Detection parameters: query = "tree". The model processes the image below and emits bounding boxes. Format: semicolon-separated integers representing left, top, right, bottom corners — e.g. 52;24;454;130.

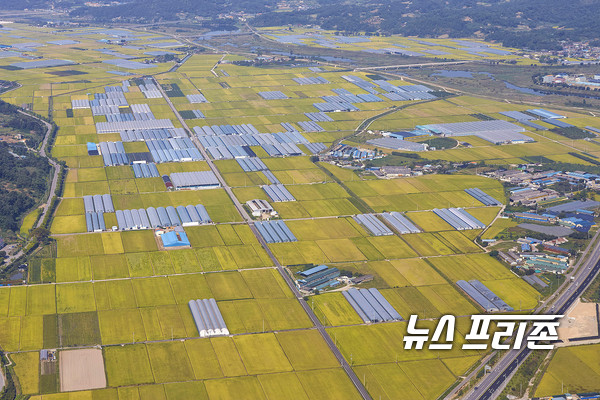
31;227;50;243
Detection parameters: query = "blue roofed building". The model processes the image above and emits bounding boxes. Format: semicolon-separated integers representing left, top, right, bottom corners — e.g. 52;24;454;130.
559;216;596;233
299;264;328;277
87;142;99;156
161;230;190;248
296;265;340;292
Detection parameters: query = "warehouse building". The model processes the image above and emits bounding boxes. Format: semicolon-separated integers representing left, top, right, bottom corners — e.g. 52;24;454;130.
161;229;190;248
246;199;277;218
510;188;559;206
512;212;556;223
169;171;220;190
542;244;570;256
417;120;533;144
188;298;229;337
522;254;569;272
296;265;340;292
87;143;99;156
343;288;403;323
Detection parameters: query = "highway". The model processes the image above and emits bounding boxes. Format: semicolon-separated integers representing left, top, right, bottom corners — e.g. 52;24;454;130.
154;79;373;400
463;229;600;400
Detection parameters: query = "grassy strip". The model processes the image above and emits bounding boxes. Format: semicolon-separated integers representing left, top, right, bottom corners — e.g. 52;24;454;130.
499;349;550;399
568;152;600;166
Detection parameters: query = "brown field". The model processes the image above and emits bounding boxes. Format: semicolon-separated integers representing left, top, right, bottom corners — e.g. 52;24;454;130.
59;348;107;392
558;299;599;341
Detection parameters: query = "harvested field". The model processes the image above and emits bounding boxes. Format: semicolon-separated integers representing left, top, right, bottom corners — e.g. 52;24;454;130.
558;299;599;341
59;348;107;392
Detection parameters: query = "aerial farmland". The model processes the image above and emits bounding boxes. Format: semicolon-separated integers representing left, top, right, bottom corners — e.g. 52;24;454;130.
0;20;599;400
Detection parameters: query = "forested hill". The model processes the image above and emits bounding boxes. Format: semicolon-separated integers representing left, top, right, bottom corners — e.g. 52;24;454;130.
0;101;51;233
0;0;278;22
1;0;599;51
252;0;600;51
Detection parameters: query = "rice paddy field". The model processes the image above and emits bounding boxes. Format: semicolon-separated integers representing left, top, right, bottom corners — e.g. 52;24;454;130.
535;344;600;397
365;96;600;164
258;27;534;65
0;21;597;400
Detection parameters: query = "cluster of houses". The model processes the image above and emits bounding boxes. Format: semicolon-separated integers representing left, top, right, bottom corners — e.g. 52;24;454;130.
499;237;571;273
542;73;600;88
512;210;597;233
486;168;600;206
325;144;382;162
490;169;600;188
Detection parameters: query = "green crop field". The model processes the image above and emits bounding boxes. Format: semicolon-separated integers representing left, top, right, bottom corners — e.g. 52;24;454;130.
536;344;600;396
312;292;363;326
104;344;155;386
4;20;600;400
233;333;293;374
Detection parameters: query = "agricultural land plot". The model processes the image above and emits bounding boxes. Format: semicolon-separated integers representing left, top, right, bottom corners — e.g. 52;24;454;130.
535;344;600;397
59;348;107;392
7;21;600;400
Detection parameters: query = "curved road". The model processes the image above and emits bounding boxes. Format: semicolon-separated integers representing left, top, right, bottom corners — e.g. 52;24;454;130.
461;229;600;400
26;113;61;229
3;112;59;265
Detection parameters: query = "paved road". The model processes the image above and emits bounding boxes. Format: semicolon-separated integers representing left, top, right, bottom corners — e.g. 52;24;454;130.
2;112;59;266
154;78;372;400
461;229;600;400
29;114;61;229
0;366;4;393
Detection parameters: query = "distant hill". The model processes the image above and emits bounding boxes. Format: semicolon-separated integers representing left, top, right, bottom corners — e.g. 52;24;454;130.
1;0;599;51
252;0;600;51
